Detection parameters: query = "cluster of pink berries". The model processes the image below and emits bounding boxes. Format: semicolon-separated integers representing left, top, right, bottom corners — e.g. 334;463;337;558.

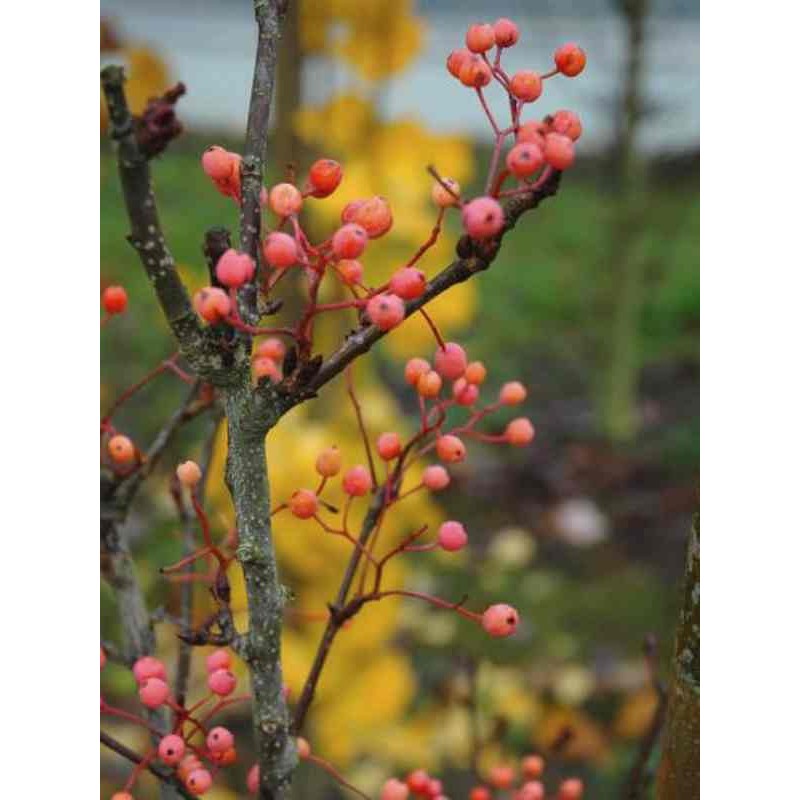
102;649;244;797
380;754;584;800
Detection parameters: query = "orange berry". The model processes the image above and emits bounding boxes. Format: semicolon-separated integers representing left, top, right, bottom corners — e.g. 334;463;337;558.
343;466;372;497
436;434;466;463
459;54;492;88
103;285;128;314
505;417;535;446
376;432;402;461
558;779;584;800
336;259;364;286
499;381;527;405
506;142;545;178
252;356;281;382
296;737;311;759
509;70;543;102
521;755;545;780
268;183;303;216
544;133;576;170
469;788;491;800
201;146;235;181
289;489;318;519
466;23;496;53
176;460;202;487
308;158;343;198
464;361;487;384
417;370;443;398
517;120;548;148
108;434;135;465
254;337;286;362
493;18;519;48
550;110;583;141
342;196;393;238
315;446;342;478
446;48;472;79
431;177;461;208
489;764;515;790
405;357;431;386
554;43;587;77
193;287;231;324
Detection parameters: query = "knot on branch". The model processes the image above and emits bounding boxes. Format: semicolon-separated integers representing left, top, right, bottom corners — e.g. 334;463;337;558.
134;82;187;158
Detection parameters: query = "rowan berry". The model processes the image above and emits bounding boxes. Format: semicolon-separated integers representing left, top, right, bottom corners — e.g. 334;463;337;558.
216;249;255;289
422;465;450;491
158;734;186;766
201;146;235;181
469;788;491;800
499;381;527;405
206;649;231;673
269;182;303;217
406;770;431;794
132;655;167;683
517;120;548;148
544;133;575;170
332;223;368;259
336;259;364;285
506;142;545;178
550;110;582;141
206;726;234;754
252;356;281;383
111;794;134;800
100;646;107;670
208;668;237;696
434;342;468;380
481;603;519;637
453;378;479;406
178;755;204;782
309;158;343;198
389;267;427;300
438;521;468;551
521;755;545;780
554;43;587;77
103;285;128;314
518;782;545;800
247;765;260;794
446;48;471;79
343;196;393;238
316;446;342;478
211;747;237;766
139;677;170;708
493;18;519;48
108;434;135;465
510;70;543;103
459;56;493;88
462;197;504;239
558;779;584;799
416;370;443;398
381;778;410;800
489;765;515;790
289;489;319;519
427;779;444;797
405;357;431;386
366;293;406;331
176;460;202;488
431;177;461;208
466;23;495;53
436;434;466;463
193;287;231;324
186;769;213;795
254;337;286;361
262;232;299;268
505;417;535;445
377;432;403;460
343;466;372;497
296;737;311;758
465;361;487;384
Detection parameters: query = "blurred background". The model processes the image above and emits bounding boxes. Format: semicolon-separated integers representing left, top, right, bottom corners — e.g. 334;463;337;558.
100;0;699;797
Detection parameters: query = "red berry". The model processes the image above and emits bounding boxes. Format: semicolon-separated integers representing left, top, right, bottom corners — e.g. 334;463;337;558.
436;434;466;463
489;765;515;790
558;779;584;800
466;23;495;53
158;734;186;766
462;197;504;239
216;249;255;288
438;521;468;551
521;755;545;780
544;133;576;170
206;649;232;673
459;55;493;88
186;769;213;795
201;146;235;181
499;381;527;405
382;778;411;800
422;465;450;491
453;378;479;406
446;48;471;79
269;183;303;217
193;287;231;324
336;259;364;285
247;765;260;794
342;196;393;238
103;285;128;314
518;782;545;800
100;647;107;670
366;293;406;331
506;142;545;178
343;466;372;497
505;417;535;446
405;357;431;386
389;267;427;300
377;432;402;461
262;232;298;268
108;434;136;465
434;342;468;380
493;18;519;48
253;356;281;383
139;677;170;708
509;70;543;102
315;446;342;478
406;770;431;795
481;603;519;637
550;110;582;141
426;779;443;798
469;788;491;800
206;726;234;754
416;370;443;398
309;158;343;198
332;223;368;259
211;747;237;766
554;43;587;77
289;489;319;519
254;337;286;362
208;668;237;696
517;120;548;148
176;460;202;488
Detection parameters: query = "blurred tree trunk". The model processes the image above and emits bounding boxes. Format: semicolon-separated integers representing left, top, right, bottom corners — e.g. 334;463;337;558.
657;514;700;800
598;0;649;442
274;0;302;175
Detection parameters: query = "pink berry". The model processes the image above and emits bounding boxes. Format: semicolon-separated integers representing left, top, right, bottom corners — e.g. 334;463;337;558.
558;779;584;800
428;779;444;797
289;489;319;520
506;142;545;178
201;146;235;181
343;466;372;497
139;677;170;708
377;432;402;461
499;381;527;405
519;781;546;800
462;197;504;239
550;110;583;141
481;603;519;637
422;465;450;491
336;259;364;285
453;378;479;406
253;356;281;383
208;668;237;696
366;293;406;331
466;23;495;53
381;778;410;800
554;43;587;77
247;764;260;794
193;287;231;324
176;460;202;488
111;794;134;800
505;417;535;446
459;55;492;88
522;755;545;779
342;196;393;238
434;342;468;380
493;18;519;48
262;232;298;268
404;357;431;386
268;182;303;216
446;48;471;79
544;133;576;171
389;267;427;300
438;521;468;551
510;70;543;103
132;656;167;684
309;158;343;198
332;223;368;259
436;434;466;463
158;734;186;766
216;249;255;289
186;768;213;795
296;736;311;758
206;726;235;754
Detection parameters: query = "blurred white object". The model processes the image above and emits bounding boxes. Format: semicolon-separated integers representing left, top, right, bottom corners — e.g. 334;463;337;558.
552;497;609;547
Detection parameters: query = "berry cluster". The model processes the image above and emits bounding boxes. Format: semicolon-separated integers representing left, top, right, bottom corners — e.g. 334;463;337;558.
380;753;584;799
